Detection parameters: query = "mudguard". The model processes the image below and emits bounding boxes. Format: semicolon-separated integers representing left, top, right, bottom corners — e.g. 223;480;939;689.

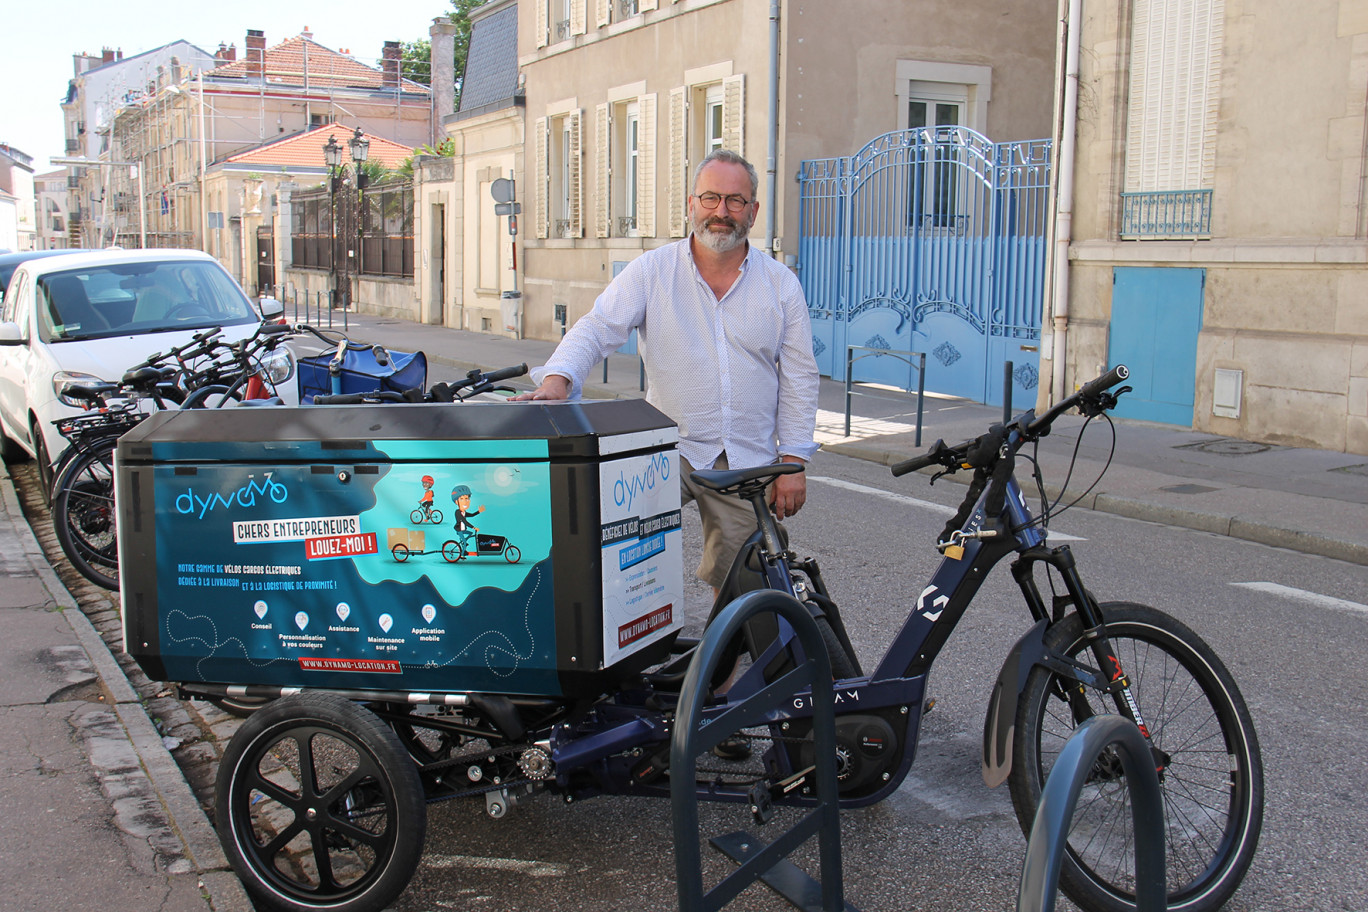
982;619;1050;788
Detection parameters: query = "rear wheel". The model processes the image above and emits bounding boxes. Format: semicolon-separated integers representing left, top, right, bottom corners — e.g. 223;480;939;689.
31;420;54;506
215;694;426;912
51;440;120;590
1008;602;1263;912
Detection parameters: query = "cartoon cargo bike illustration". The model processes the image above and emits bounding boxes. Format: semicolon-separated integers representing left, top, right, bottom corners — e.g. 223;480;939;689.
444;484;520;563
410;475;443;524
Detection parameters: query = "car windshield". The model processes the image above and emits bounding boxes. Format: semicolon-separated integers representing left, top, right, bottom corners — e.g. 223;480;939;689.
36;260;258;343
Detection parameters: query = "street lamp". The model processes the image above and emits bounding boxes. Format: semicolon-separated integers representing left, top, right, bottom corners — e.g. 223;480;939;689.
347;128;370;311
322;134;343;309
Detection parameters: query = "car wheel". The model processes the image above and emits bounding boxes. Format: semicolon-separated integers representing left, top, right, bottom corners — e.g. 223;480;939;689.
0;424;27;463
31;420;54;505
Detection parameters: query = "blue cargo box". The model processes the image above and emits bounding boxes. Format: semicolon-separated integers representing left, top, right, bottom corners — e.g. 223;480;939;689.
115;400;683;698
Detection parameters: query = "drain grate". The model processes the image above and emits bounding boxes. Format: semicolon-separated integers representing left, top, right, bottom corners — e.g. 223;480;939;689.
1176;438;1275;456
1161;483;1222;495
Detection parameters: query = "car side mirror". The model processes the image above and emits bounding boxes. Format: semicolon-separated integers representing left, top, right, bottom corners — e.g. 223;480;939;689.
258;297;285;321
0;322;22;345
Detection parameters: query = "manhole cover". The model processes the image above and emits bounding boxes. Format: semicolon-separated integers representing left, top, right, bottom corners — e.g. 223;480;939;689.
1331;463;1368;477
1161;484;1221;495
1177;439;1274;456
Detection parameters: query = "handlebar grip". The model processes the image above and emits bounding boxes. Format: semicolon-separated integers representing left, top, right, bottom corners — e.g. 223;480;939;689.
311;393;369;405
258;322;293;336
891;453;939;477
1078;364;1129;399
483;363;529;383
371;345;390;367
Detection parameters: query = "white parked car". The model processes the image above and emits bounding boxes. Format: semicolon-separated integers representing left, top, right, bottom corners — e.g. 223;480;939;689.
0;248;297;490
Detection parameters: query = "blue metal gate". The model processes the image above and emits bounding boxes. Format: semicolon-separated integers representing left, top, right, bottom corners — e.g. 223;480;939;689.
798;127;1052;405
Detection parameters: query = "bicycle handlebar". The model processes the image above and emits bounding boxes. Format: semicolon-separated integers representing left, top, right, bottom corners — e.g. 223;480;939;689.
889;364;1131;478
312;390;410;406
480;363;529;384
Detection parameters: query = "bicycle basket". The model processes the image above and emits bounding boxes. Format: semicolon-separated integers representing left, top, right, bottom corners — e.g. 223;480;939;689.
54;408;147;443
297;348;427;404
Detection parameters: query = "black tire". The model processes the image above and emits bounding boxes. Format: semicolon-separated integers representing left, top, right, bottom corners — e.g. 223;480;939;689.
51;441;120;590
215;694;426;912
182;383;243;409
441;540;464;562
32;420;54;506
1008;602;1263;912
0;424;26;463
813;614;858;680
205;694;273;718
428;509;442;524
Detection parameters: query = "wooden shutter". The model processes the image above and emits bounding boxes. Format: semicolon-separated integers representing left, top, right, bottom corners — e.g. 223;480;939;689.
568;109;584;237
637;93;657;237
571;0;587;36
640;0;659;10
536;0;548;48
1125;0;1223;191
534;116;549;238
596;0;611;28
595;103;611;238
668;85;688;237
722;74;745;156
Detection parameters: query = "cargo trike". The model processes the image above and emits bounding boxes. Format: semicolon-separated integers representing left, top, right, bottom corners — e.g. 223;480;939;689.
114;366;1262;912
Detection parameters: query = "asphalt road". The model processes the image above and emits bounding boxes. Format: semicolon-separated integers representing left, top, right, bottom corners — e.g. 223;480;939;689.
389;447;1368;912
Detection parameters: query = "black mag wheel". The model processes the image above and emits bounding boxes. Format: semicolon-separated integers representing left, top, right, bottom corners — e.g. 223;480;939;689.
1008;602;1264;912
51;441;120;590
215;694;426;912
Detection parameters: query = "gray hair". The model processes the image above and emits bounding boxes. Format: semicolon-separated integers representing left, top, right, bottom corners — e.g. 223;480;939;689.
691;149;759;199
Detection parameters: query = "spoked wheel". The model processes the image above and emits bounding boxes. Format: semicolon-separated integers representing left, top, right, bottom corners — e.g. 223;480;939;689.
51;441;120;590
392;544;411;563
1008;602;1264;912
504;544;521;563
215;694;426;912
441;540;465;562
409;509;425;525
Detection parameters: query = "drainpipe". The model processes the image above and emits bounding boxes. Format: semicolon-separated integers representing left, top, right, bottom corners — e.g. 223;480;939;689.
1050;0;1082;402
764;0;780;257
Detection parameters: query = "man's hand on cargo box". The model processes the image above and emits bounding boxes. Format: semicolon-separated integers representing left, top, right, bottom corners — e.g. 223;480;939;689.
510;374;571;401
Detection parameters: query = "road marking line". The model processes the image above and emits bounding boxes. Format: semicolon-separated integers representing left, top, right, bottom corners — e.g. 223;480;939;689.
424;854;568;877
1232;582;1368;617
807;476;1084;542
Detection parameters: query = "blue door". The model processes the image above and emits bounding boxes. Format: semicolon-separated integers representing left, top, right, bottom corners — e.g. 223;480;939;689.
1108;267;1204;426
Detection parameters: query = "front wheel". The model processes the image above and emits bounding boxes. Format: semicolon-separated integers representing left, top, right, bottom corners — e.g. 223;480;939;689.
504;544;521;563
52;441;120;590
441;540;464;562
215;694;426;912
1008;602;1263;912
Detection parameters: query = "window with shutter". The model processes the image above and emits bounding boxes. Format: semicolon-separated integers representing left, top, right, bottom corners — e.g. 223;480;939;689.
568;110;584;237
668;86;688;237
595;103;611;238
536;0;548;48
534;116;549;238
596;0;611;28
571;0;588;36
1122;0;1222;236
638;93;657;237
722;74;745;156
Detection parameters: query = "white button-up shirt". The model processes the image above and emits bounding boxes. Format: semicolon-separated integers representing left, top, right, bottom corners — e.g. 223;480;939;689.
532;238;820;471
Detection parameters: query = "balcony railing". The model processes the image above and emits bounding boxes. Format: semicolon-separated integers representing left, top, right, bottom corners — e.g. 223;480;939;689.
1120;189;1213;239
554;18;571;41
617;215;636;235
619;0;639;17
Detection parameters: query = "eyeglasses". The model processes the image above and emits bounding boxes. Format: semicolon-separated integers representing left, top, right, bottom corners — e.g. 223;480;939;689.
693;191;753;213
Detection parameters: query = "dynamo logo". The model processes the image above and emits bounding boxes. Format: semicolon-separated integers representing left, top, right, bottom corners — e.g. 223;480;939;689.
175;474;288;519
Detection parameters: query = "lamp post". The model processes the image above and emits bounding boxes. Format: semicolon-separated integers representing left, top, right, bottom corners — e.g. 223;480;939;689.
322;134;343;309
347;128;370;311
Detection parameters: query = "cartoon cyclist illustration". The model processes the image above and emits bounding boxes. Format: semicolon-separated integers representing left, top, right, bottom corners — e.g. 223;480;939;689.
450;484;486;551
409;475;443;524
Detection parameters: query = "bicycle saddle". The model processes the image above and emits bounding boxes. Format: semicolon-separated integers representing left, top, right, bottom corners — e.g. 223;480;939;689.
690;461;803;494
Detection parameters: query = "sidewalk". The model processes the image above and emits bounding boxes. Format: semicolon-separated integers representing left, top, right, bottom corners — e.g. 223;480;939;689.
313;310;1368;566
0;467;252;912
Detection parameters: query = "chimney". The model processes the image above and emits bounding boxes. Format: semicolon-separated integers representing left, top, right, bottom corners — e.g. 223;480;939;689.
382;40;401;89
101;47;115;64
245;29;266;78
170;56;182;83
430;18;456;145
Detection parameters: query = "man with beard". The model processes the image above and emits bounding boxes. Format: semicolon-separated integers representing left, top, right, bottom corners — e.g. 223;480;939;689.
513;149;819;600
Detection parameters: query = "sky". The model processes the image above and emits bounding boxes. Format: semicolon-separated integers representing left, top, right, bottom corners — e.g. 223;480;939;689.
1;0;454;173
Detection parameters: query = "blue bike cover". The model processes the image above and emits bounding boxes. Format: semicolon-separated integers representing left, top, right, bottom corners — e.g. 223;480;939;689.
297;348;427;403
